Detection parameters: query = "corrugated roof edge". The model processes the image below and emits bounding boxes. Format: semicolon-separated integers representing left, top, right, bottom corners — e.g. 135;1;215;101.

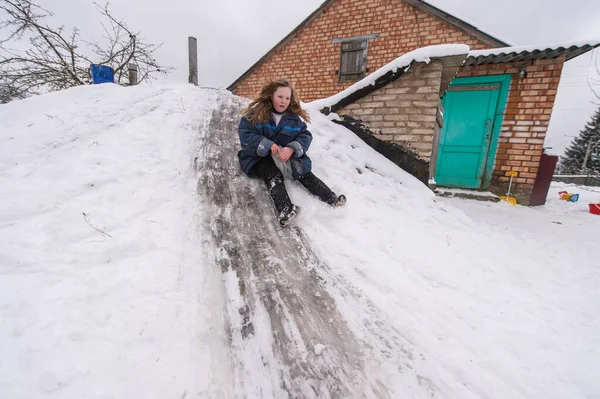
468;39;600;58
465;40;600;66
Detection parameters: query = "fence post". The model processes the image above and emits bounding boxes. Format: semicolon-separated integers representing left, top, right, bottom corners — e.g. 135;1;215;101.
188;36;198;86
128;63;138;85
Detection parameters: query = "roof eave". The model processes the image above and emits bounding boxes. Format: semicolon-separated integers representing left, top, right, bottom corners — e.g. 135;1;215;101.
402;0;510;48
464;43;600;66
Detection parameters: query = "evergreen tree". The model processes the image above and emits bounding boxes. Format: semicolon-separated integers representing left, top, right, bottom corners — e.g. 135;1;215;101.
559;106;600;175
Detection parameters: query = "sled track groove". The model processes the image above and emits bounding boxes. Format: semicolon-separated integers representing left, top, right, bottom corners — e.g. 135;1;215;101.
195;97;382;398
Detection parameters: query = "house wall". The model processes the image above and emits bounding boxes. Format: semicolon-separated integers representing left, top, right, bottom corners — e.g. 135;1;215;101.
335;60;443;160
333;57;564;205
457;58;564;203
231;0;490;101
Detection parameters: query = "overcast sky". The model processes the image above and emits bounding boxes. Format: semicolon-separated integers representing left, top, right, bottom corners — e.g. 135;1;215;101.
11;0;600;154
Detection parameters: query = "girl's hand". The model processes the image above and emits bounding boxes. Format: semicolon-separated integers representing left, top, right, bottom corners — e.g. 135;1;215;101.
270;144;280;155
278;147;294;162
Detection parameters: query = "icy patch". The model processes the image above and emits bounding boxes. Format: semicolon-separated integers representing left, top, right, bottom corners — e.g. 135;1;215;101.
436;187;499;198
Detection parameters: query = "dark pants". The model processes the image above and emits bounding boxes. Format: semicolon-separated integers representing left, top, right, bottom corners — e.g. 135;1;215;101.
252;156;337;214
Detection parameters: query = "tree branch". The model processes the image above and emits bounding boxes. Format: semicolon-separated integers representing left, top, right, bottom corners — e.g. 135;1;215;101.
0;0;173;101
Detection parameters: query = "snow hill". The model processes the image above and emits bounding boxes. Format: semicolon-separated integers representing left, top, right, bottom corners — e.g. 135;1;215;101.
0;84;598;399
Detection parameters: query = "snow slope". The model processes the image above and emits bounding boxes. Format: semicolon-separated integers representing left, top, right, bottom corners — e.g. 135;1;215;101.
293;109;600;399
0;85;232;398
1;84;599;398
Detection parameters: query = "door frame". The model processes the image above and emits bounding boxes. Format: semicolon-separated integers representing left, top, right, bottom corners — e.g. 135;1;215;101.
438;74;511;188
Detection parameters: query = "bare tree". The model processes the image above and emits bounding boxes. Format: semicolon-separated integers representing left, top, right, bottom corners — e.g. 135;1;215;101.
0;77;27;103
86;3;173;84
0;0;173;103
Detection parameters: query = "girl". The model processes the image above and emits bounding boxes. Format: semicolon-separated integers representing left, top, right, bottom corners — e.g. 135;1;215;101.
238;78;346;226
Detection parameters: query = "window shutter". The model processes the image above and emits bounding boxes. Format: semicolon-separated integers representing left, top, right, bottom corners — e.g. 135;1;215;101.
339;40;368;82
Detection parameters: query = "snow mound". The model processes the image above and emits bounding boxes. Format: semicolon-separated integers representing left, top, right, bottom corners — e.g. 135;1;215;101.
1;83;598;399
0;84;232;399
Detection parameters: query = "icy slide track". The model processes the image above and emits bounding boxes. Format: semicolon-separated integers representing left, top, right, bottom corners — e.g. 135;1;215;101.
195;96;431;398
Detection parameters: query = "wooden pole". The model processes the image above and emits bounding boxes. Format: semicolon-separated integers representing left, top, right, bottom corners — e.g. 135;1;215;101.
188;36;198;86
128;63;138;85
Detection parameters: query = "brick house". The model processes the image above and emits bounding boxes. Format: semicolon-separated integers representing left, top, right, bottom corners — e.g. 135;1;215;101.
228;0;599;204
229;0;503;100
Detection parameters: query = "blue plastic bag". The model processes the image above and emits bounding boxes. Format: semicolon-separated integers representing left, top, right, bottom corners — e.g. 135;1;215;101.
90;64;115;84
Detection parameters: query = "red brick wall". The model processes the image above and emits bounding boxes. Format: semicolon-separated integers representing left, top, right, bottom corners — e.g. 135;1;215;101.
232;0;491;101
457;58;564;203
336;61;443;160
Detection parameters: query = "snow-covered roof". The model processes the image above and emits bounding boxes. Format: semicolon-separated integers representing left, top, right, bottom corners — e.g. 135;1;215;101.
466;39;600;65
307;44;470;112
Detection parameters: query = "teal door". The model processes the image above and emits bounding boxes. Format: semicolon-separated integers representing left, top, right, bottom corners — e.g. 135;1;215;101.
435;75;511;189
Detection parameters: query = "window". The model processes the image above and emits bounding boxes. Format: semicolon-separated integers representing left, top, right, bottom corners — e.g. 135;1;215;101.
332;33;379;83
340;40;368;82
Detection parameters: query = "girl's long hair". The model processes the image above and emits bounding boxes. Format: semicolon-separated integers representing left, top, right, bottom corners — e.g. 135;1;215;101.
242;78;311;124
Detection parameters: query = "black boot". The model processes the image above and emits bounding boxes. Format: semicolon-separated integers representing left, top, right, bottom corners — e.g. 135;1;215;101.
253;157;300;225
333;194;347;207
279;204;300;226
267;176;300;226
266;174;294;216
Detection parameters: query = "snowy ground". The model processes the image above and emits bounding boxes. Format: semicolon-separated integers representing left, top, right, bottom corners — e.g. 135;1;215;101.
0;85;232;398
1;84;598;398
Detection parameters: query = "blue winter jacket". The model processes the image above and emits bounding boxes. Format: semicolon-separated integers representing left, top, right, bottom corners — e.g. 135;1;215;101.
238;112;313;180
